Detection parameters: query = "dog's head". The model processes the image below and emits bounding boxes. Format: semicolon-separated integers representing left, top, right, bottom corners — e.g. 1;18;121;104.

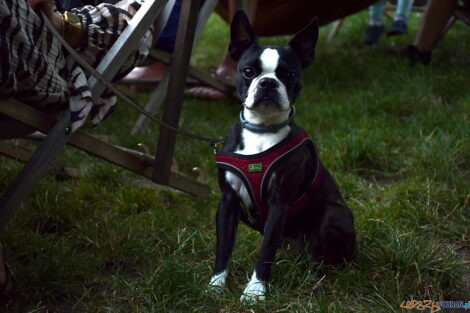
229;10;319;113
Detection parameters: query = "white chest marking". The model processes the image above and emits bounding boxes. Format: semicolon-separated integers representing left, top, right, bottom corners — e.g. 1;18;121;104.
225;126;291;209
237;127;291;155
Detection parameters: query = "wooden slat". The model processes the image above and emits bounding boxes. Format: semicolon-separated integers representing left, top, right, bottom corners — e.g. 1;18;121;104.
327;19;344;43
131;0;235;137
149;49;236;97
0;100;210;196
455;6;470;25
0;140;33;162
152;0;202;184
194;0;219;43
152;0;177;41
130;70;171;136
0;111;72;231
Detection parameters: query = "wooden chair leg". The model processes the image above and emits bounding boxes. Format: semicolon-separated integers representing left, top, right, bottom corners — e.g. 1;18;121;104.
152;0;202;185
0;112;72;231
194;0;219;43
0;140;33;162
441;15;456;38
131;70;171;136
131;0;229;137
88;0;169;97
327;19;344;43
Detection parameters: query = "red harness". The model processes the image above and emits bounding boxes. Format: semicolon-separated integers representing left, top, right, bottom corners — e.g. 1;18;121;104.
215;129;322;227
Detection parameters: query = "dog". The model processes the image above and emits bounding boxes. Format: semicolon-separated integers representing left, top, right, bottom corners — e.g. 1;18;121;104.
208;10;356;303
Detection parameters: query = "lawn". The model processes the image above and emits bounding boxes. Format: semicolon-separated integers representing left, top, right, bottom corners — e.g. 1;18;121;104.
1;11;469;313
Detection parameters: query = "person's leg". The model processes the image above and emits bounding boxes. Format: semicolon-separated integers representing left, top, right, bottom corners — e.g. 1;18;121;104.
388;0;414;36
363;0;386;44
369;0;386;25
414;0;457;52
395;0;414;20
217;0;377;36
404;0;457;64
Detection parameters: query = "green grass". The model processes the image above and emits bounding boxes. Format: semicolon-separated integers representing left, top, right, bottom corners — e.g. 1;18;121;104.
1;12;469;313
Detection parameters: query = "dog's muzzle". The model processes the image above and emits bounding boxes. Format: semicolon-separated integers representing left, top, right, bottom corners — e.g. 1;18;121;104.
253;78;282;108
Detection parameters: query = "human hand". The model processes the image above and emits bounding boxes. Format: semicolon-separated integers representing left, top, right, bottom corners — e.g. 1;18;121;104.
27;0;63;33
27;0;54;16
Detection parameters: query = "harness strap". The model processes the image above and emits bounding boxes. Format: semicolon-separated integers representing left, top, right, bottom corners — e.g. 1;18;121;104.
215;129;321;226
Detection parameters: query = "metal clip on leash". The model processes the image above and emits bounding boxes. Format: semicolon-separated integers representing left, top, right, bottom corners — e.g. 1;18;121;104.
41;11;225;146
211;141;223;154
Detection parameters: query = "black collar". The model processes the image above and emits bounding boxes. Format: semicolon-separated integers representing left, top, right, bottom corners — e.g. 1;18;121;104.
239;106;296;133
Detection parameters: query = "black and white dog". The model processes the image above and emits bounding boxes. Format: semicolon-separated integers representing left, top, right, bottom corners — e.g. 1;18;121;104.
208;10;356;303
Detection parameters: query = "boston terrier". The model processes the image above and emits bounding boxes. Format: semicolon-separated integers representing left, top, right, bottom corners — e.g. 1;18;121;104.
208;10;356;303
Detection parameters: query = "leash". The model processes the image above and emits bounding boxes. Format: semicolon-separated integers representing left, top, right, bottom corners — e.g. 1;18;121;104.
41;11;225;147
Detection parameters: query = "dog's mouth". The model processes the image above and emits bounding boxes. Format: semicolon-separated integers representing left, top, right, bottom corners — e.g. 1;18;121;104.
255;97;276;105
252;94;282;109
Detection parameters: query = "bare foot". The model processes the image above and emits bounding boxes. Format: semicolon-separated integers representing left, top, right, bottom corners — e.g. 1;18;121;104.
186;86;226;100
119;63;168;86
185;54;236;101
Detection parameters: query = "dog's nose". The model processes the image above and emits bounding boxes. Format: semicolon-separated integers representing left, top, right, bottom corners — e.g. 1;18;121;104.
258;78;278;90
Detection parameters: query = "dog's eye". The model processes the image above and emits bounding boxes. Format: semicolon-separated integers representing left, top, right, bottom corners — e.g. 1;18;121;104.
243;67;255;79
286;71;297;82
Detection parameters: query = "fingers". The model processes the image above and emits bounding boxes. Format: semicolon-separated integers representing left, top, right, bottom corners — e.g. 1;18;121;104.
27;0;41;10
27;0;55;19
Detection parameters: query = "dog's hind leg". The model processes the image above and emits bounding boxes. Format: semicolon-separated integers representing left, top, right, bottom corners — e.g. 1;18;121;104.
313;205;356;266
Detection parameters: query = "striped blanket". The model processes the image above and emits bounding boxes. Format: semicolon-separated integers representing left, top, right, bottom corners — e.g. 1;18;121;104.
0;0;154;131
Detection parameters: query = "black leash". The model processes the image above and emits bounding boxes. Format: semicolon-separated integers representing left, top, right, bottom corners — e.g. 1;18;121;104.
41;11;225;147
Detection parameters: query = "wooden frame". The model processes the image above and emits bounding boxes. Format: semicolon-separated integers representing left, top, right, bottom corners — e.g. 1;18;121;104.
131;0;235;136
0;0;211;231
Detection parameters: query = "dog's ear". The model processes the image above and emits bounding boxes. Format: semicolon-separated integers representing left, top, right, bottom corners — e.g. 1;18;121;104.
288;17;319;68
229;9;258;62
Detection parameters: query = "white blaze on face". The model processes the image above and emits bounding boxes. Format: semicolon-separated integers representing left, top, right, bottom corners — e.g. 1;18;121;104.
244;48;290;111
260;48;279;73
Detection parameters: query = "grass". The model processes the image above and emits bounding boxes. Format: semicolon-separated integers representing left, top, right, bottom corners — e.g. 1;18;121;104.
1;11;469;313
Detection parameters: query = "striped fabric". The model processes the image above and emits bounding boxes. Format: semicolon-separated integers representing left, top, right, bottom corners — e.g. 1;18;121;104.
0;0;154;131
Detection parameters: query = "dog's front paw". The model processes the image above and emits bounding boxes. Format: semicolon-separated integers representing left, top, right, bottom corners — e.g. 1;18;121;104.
206;270;227;294
240;272;266;303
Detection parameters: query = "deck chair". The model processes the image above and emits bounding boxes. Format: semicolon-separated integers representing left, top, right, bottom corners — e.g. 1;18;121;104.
0;0;209;231
131;0;235;136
